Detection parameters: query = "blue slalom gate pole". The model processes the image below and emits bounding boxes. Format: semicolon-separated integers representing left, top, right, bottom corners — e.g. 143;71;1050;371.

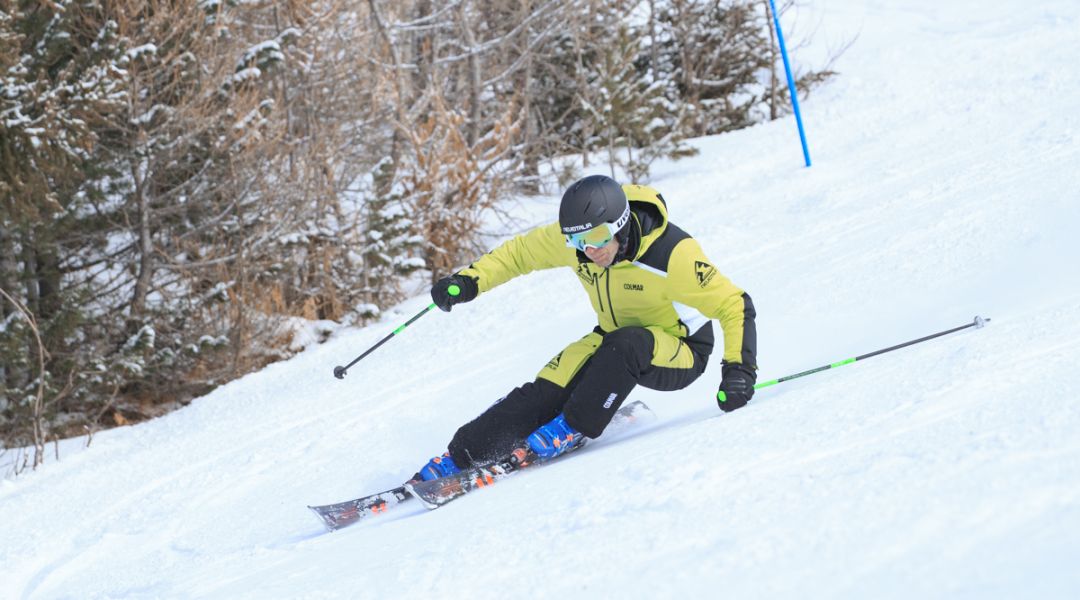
767;0;812;167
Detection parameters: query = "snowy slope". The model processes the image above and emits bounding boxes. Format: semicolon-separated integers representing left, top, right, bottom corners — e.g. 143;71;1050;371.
4;1;1080;598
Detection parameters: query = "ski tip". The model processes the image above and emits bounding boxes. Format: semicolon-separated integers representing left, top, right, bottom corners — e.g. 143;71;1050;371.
623;399;657;422
309;511;338;532
404;481;445;510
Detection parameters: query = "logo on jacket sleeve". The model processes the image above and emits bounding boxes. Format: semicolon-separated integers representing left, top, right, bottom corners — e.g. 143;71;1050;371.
546;352;563;370
694;261;717;287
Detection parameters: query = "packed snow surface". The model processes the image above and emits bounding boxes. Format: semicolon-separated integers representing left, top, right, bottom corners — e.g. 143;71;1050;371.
3;1;1080;598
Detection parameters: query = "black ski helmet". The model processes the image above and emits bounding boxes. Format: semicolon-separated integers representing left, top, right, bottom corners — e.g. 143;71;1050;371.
559;175;630;236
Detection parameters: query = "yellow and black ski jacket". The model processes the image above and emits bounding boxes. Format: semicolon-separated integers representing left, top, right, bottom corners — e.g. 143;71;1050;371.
459;184;757;369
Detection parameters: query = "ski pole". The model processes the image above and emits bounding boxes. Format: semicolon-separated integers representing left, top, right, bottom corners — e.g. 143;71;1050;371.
767;0;812;167
333;285;463;379
718;315;990;403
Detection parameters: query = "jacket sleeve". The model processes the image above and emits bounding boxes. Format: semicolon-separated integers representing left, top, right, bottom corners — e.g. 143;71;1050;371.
458;222;578;294
667;238;758;369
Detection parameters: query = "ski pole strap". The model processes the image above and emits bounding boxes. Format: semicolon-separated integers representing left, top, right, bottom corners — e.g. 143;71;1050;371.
718;316;989;402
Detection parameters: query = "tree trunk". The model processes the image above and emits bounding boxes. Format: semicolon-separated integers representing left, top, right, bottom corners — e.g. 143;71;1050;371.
34;244;60;322
22;241;38;318
130;153;154;317
513;1;541;193
0;224;24;390
458;1;483;147
368;0;414;200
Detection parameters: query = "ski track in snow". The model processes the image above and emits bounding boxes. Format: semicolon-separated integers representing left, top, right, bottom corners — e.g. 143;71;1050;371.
3;1;1080;598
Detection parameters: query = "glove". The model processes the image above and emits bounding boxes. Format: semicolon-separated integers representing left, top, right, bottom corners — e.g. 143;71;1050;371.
717;363;756;412
431;274;478;312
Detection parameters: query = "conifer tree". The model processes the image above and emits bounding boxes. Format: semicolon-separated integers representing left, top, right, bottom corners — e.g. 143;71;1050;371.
587;15;691;180
1;1;128;445
653;0;773;135
354;161;426;321
1;0;838;452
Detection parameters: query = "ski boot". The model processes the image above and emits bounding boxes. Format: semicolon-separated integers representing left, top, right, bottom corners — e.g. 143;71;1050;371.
418;452;462;481
527;413;583;459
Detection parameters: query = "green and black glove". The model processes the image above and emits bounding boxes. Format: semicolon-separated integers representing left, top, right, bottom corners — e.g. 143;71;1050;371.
717;363;756;412
431;274;478;312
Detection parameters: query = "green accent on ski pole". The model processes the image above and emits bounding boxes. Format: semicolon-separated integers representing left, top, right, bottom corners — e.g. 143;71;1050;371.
334;304;440;379
719;377;779;402
448;284;461;297
395;303;438;334
713;316;990;404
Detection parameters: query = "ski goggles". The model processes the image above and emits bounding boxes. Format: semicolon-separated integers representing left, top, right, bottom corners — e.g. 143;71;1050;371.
563;205;631;251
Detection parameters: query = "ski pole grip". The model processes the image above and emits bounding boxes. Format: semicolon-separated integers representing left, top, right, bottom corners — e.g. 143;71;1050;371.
448;284;461;297
716;391;727;403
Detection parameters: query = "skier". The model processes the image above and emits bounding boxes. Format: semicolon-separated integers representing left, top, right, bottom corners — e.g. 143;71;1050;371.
416;175;758;480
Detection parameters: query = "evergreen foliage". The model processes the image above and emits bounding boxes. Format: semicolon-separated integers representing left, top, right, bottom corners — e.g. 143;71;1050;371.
0;0;838;453
652;0;775;135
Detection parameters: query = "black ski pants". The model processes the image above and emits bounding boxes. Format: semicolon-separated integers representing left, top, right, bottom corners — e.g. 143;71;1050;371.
447;325;709;467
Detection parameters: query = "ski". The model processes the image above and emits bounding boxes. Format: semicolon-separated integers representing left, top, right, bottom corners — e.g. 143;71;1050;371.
309;400;653;530
405;400;653;510
308;485;413;531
